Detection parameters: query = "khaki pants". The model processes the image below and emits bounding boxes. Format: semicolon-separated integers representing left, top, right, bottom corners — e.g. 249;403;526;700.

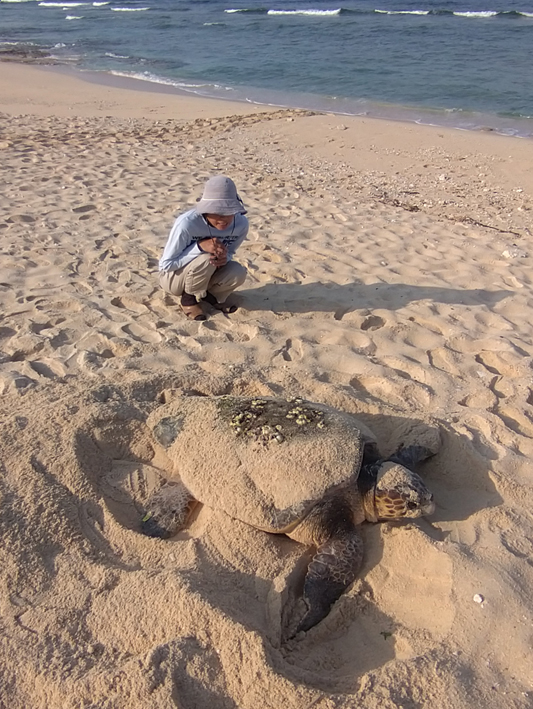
159;253;247;303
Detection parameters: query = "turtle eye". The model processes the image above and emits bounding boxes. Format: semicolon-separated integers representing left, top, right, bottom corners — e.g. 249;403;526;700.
406;500;418;510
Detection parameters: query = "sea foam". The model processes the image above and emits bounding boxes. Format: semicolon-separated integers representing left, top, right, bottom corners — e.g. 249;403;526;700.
267;8;341;16
40;1;89;5
453;11;498;18
375;9;429;15
109;70;228;93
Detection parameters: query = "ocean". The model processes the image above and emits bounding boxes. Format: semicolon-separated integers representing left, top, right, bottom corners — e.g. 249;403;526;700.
1;0;533;136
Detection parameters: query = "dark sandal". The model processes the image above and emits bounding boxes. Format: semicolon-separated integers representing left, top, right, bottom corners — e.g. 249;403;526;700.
202;292;238;313
180;303;206;321
213;302;238;314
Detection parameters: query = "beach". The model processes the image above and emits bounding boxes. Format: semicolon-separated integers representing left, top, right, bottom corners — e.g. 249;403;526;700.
1;63;533;708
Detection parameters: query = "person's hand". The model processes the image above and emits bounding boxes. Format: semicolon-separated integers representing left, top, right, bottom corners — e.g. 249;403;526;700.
199;238;227;266
211;241;228;266
198;237;217;254
210;252;228;267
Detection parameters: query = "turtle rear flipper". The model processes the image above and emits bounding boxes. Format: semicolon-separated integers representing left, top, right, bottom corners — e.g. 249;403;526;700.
141;482;196;539
297;529;363;634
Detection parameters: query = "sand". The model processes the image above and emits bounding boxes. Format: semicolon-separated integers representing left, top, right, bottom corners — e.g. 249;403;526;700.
1;63;533;709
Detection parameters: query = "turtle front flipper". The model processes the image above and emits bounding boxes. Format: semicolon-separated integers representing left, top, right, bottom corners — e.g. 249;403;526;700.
141;482;196;539
297;529;363;634
388;444;437;469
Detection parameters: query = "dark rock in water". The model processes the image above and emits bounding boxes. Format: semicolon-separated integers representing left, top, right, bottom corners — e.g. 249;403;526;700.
0;46;55;64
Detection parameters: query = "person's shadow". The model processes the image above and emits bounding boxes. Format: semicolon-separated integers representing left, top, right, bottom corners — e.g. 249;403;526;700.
238;281;511;319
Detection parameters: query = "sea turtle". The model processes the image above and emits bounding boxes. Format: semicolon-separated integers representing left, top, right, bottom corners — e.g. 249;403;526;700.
140;395;439;633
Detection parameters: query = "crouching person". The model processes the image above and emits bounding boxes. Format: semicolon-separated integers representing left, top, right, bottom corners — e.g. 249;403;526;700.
159;175;248;321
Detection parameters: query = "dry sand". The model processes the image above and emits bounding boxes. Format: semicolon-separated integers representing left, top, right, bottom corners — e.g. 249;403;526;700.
1;63;533;709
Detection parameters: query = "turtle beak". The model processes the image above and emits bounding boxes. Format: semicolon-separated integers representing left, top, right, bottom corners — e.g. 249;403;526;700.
363;486;379;523
421;495;436;516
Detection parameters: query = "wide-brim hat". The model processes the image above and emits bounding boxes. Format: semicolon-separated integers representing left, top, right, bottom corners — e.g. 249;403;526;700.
195;175;247;215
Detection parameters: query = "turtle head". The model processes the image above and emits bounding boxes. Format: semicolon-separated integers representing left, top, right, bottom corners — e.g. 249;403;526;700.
371;461;435;521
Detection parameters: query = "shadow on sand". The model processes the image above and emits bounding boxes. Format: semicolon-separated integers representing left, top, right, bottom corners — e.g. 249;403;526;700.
238;281;511;318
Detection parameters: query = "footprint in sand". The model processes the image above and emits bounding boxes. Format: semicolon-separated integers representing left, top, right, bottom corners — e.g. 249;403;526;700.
360;315;385;331
36;298;83;313
111;296;150;315
4;334;45;360
428;347;462;376
6;214;36;224
28;358;67;379
202;321;259;343
29;321;56;335
121;323;162;344
261;251;286;264
458;390;499;411
500;527;533;564
0;326;17;340
76;333;139;374
493;406;533;439
350;374;433;409
0;370;36;393
72;204;97;218
475;351;529;378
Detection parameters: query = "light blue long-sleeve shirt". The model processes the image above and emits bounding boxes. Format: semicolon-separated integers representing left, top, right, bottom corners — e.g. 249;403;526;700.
159;209;249;272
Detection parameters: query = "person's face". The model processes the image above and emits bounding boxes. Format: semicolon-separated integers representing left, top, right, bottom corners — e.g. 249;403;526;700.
205;213;234;230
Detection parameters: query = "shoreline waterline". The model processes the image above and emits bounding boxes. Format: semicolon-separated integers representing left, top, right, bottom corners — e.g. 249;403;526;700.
109;71;533;139
1;55;532;140
42;63;533;140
